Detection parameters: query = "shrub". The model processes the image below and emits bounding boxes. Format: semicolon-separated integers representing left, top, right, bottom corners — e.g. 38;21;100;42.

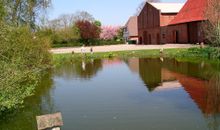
0;22;51;112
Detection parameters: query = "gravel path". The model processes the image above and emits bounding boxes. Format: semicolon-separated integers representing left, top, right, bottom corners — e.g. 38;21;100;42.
51;44;197;54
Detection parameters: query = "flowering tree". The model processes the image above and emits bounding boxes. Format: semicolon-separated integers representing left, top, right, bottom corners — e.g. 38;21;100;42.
100;26;121;40
75;20;101;45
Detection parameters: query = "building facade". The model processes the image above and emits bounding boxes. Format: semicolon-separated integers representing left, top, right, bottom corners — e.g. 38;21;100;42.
167;0;207;44
123;16;139;44
137;2;184;45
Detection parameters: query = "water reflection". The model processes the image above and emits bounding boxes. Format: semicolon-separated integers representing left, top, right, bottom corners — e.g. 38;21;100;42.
1;58;220;130
206;73;220;130
127;58;220;130
139;58;162;91
127;58;220;113
0;72;55;130
55;59;103;80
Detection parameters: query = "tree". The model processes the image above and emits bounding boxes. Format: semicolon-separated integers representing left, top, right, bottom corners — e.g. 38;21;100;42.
75;20;100;45
100;26;120;40
73;11;95;23
203;0;220;47
3;0;51;28
94;20;102;27
58;14;75;29
116;27;124;41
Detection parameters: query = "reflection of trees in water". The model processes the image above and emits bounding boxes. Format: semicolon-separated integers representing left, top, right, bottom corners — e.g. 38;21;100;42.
205;72;220;130
162;58;209;80
0;72;55;130
206;73;220;115
54;59;103;80
137;58;207;92
127;58;220;129
75;59;103;79
139;58;162;91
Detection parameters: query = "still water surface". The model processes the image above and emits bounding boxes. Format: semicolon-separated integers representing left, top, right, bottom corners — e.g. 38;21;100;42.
1;58;220;130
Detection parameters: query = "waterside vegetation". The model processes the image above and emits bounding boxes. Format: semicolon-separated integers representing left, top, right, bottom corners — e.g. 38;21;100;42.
53;47;220;66
0;1;51;113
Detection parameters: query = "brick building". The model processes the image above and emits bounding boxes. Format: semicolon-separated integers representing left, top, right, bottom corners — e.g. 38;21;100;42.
123;16;139;44
167;0;207;43
137;2;183;44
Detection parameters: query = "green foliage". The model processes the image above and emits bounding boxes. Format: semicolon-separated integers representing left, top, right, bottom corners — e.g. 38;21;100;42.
38;25;80;47
0;22;51;113
0;1;5;21
174;47;220;59
53;47;220;67
209;22;220;47
116;27;124;41
94;20;101;27
3;0;51;28
96;40;123;46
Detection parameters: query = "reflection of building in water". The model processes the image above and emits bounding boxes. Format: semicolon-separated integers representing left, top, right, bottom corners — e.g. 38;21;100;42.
154;80;181;92
102;58;123;67
139;58;162;91
127;58;220;115
127;58;139;74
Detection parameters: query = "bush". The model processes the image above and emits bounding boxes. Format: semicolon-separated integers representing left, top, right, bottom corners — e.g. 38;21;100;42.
0;22;51;112
128;40;137;44
176;47;220;59
51;39;123;48
52;40;83;48
95;40;123;46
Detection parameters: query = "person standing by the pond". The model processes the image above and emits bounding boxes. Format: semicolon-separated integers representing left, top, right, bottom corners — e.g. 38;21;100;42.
90;47;93;54
81;44;86;54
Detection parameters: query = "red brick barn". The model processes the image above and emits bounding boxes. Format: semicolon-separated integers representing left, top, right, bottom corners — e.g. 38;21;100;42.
137;2;183;44
167;0;207;44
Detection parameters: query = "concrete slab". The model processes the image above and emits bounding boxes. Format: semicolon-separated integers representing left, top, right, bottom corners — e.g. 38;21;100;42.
36;112;63;130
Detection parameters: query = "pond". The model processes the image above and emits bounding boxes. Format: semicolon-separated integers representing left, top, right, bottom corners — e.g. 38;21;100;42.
1;58;220;130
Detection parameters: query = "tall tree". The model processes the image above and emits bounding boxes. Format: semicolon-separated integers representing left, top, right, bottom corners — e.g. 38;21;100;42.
4;0;51;28
73;11;95;23
204;0;220;47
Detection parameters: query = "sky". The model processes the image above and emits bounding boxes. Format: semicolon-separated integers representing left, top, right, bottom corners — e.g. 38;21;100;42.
49;0;186;26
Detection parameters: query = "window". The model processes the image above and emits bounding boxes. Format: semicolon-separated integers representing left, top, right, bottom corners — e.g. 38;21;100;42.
162;34;166;39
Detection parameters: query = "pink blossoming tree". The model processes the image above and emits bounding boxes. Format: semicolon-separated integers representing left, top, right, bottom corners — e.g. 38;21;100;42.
100;26;121;40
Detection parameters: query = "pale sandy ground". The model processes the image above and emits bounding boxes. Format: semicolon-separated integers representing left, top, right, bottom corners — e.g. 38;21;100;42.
51;44;198;54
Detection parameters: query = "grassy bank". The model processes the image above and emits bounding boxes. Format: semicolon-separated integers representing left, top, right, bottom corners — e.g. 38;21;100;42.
53;47;220;65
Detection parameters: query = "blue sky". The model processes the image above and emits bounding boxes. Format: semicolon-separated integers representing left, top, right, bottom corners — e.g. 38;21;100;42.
49;0;186;26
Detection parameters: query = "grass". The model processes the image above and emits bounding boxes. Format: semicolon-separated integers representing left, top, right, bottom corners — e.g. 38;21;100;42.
52;47;220;66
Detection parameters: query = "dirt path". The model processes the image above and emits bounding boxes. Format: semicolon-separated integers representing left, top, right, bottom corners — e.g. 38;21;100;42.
51;44;197;54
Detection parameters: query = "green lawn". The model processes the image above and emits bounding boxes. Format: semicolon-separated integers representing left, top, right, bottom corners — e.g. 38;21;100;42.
53;47;220;67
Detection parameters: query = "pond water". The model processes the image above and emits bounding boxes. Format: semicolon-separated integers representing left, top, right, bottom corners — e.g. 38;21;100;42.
1;58;220;130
